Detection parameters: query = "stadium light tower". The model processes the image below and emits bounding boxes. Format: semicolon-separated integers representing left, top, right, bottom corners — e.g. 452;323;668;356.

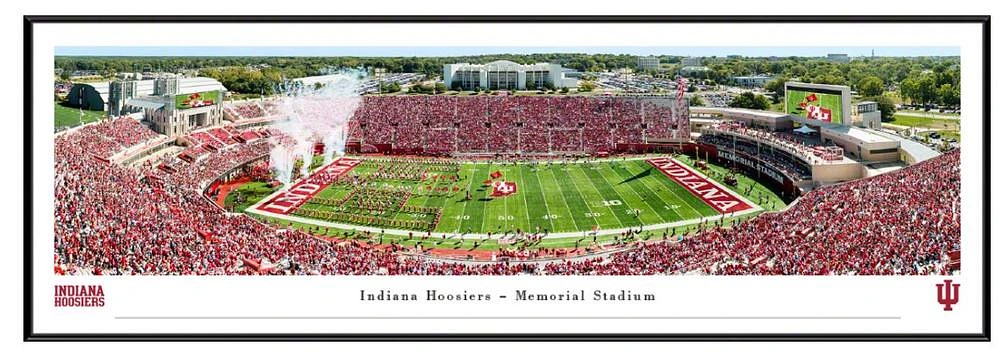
77;86;84;126
374;68;386;94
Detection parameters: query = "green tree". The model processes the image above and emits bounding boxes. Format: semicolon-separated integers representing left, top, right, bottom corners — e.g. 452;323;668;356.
937;83;960;108
764;76;788;104
434;82;447;94
578;81;595;92
811;73;845;86
560;87;570;94
728;91;770;110
384;82;402;93
857;76;885;97
915;74;938;106
899;77;919;104
788;64;808;78
764;77;788;97
689;94;705;107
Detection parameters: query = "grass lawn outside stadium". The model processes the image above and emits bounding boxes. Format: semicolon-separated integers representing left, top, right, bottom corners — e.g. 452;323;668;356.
232;154;786;251
55;101;105;129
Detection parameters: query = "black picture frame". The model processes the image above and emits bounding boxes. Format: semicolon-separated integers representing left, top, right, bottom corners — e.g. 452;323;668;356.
24;15;991;342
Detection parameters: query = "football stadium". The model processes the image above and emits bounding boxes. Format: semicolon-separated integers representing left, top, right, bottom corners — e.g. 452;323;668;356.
53;71;961;276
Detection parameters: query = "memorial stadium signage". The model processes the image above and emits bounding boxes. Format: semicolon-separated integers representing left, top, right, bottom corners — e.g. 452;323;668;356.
646;157;753;213
718;150;788;184
256;157;362;215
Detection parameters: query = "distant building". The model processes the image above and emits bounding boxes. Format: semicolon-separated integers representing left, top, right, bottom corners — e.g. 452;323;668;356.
443;61;577;90
852;101;882;129
637;56;660;71
730;75;773;88
681;57;702;67
116;72;144;81
679;66;710;76
119;77;226;136
827;53;850;63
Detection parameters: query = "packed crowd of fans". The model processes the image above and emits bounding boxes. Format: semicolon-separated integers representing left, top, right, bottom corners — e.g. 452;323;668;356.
224;101;268;121
160;141;271;191
349;95;687;154
703;122;833;164
58;116;161;159
54;116;960;276
698;134;812;180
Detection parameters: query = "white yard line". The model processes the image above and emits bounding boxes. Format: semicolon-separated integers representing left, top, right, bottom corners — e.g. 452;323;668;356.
525;166;557;231
622;161;687;221
246;156;763;240
560;166;602;230
592;164;667;224
246;205;761;241
454;165;478;230
638;160;706;219
537;167;582;231
574;165;633;228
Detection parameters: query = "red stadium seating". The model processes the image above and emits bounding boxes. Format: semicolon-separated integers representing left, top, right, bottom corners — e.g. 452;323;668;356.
347;95;691;155
53;104;960;276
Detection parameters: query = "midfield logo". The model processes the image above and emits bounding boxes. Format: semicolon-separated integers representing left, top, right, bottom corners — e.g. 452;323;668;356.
490;181;517;197
936;279;959;311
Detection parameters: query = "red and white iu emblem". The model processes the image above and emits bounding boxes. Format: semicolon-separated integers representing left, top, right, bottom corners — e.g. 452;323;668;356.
936;279;960;311
490;181;517;197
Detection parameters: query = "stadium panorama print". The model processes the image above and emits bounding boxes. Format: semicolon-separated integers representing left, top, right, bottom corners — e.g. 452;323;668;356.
53;60;960;277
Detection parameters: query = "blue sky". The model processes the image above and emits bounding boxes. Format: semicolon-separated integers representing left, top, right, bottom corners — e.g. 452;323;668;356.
55;46;959;57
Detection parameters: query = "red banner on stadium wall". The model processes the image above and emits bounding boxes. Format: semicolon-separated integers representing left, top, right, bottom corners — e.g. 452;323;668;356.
646;157;753;213
255;157;362;215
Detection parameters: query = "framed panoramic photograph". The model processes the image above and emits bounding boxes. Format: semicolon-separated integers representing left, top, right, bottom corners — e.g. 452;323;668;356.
24;15;989;341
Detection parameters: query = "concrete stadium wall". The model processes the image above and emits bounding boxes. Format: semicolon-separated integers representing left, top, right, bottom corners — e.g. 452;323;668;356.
811;161;864;183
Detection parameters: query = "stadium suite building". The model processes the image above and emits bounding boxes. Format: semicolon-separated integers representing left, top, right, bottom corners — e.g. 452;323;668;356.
67;77;228;137
688;106;906;188
67;76;226;114
443;61;578;90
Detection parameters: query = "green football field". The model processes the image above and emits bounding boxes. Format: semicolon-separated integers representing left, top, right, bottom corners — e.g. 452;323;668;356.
786;89;844;124
293;158;725;235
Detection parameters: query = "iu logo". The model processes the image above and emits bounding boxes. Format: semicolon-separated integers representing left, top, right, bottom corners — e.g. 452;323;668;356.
490;181;517;197
936;280;960;311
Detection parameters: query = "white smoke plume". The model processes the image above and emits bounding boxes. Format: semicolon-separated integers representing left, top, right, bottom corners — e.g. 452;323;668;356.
268;69;366;186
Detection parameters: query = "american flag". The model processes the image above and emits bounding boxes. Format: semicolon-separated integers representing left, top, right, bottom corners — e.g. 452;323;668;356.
676;76;687;106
